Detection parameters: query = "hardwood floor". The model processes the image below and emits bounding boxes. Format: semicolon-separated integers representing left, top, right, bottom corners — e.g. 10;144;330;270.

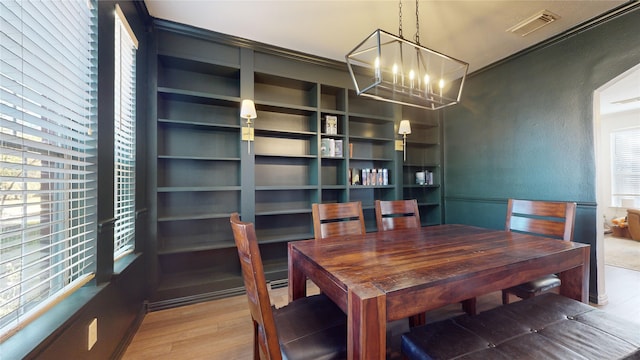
596;265;640;322
122;267;640;359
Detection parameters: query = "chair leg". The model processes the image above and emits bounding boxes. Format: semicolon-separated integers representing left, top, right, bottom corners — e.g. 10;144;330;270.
252;321;260;360
461;298;477;316
409;313;426;327
502;290;510;305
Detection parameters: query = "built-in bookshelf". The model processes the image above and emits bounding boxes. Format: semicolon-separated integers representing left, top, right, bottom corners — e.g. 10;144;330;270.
401;108;443;226
149;25;442;308
253;72;318;281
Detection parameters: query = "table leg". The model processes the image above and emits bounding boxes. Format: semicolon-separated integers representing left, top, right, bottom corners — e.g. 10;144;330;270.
559;246;590;303
288;242;306;302
347;284;386;360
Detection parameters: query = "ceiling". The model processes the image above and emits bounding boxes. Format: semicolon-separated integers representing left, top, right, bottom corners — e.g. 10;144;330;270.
144;0;640;114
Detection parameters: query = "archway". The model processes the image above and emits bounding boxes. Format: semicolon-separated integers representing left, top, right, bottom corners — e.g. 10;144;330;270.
593;63;640;305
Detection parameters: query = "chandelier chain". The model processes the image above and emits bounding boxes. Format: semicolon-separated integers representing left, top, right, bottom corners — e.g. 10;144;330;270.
398;0;403;39
415;0;420;45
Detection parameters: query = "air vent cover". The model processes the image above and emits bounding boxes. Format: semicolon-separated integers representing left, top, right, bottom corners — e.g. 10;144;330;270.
507;10;560;37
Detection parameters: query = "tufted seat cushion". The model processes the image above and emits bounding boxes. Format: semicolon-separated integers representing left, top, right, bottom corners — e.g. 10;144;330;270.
274;293;347;360
505;274;561;294
401;293;640;360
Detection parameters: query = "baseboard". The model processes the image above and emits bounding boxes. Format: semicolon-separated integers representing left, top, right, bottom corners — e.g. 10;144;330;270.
111;302;148;360
147;286;246;312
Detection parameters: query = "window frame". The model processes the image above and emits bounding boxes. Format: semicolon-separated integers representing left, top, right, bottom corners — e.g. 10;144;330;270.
610;126;640;208
0;0;98;339
113;4;138;260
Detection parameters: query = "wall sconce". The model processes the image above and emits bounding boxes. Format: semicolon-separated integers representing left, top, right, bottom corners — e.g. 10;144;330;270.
240;99;257;153
398;120;411;161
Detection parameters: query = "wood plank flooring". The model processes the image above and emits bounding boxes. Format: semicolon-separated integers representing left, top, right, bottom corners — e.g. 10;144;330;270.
122;266;640;359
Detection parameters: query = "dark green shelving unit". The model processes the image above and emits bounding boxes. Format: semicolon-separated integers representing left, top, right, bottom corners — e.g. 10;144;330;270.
148;25;443;309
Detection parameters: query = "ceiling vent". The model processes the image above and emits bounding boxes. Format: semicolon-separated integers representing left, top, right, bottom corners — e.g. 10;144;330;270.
507;10;560;37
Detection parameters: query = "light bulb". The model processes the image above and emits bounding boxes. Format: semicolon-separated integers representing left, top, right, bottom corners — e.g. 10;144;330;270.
392;64;398;84
424;74;430;94
409;70;415;88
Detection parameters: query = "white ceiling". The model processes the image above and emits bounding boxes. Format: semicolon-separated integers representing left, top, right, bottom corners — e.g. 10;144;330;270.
144;0;640;114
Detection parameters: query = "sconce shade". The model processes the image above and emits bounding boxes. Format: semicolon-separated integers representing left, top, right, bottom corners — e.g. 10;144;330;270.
398;120;412;135
240;99;257;119
346;29;468;110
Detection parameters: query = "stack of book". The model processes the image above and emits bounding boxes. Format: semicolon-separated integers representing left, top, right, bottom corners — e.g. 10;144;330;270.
415;170;434;185
348;168;389;186
321;138;343;157
321;115;342;157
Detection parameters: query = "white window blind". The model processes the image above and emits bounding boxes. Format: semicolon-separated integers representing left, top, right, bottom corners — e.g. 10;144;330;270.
611;127;640;208
0;0;97;338
113;5;137;259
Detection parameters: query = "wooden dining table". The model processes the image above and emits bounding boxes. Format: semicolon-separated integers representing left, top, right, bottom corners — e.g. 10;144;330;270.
287;224;590;360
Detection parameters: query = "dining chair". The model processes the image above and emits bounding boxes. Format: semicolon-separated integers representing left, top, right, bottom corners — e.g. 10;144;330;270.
312;201;366;240
373;199;434;325
374;199;421;231
230;213;347;360
373;199;475;317
501;199;577;304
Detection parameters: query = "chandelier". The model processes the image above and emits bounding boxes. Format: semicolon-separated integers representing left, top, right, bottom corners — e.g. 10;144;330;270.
346;1;469;110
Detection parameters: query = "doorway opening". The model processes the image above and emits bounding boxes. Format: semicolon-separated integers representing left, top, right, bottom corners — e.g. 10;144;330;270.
593;63;640;306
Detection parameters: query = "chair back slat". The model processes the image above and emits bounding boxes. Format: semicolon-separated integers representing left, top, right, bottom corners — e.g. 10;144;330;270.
505;199;577;241
230;213;282;360
375;199;421;232
312;202;365;240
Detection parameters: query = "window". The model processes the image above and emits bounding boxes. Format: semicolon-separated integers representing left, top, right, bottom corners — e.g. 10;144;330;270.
0;0;97;338
113;5;138;259
611;127;640;208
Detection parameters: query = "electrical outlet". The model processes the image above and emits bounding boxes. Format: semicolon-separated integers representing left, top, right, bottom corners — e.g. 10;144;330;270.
88;318;98;351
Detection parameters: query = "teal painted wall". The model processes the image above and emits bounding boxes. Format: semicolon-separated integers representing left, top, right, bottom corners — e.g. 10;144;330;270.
443;5;640;300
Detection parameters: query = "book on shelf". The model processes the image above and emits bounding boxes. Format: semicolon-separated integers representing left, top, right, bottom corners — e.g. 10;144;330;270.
416;170;434;185
334;140;343;157
350;168;360;185
349;168;390;186
361;168;369;186
321;138;335;157
325;115;338;135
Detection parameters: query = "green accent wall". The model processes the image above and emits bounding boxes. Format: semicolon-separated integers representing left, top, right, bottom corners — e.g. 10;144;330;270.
443;5;640;301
